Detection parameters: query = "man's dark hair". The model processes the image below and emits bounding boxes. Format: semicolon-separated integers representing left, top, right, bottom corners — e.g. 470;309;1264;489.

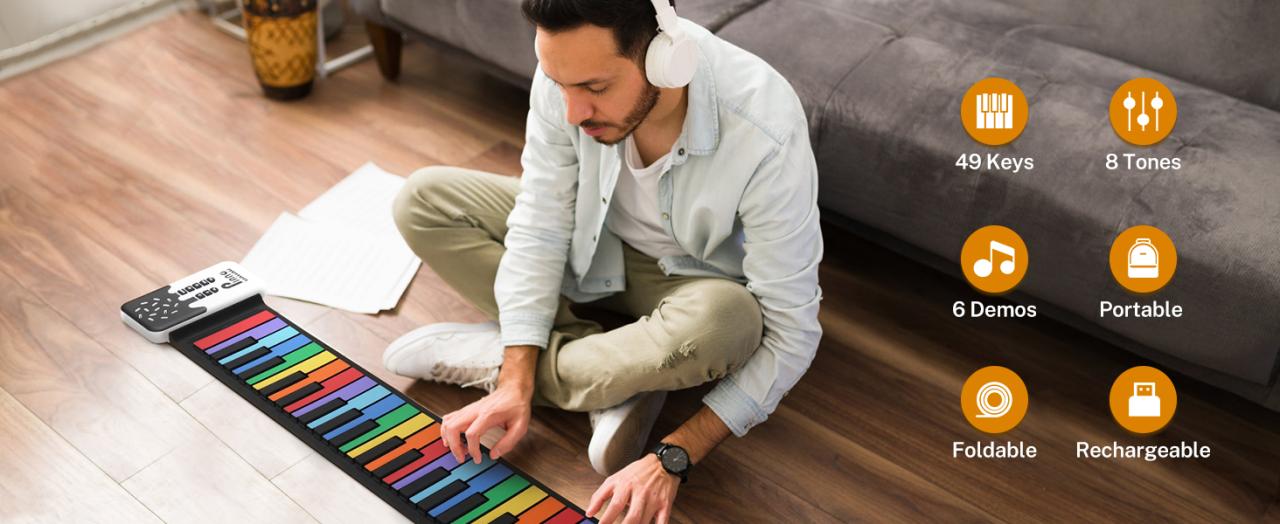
521;0;673;63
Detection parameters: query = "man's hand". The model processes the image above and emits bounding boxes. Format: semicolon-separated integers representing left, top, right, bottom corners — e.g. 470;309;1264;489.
440;345;539;463
586;406;731;523
586;453;679;524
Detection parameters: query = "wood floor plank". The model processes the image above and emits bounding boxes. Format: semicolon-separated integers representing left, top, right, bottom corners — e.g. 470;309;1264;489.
0;184;216;402
179;380;313;479
0;385;161;524
458;141;525;177
271;452;411;524
664;388;998;522
121;432;317;524
0;266;208;482
654;402;846;524
1265;497;1280;524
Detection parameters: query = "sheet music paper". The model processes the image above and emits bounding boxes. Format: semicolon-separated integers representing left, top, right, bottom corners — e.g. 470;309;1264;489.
242;163;420;313
299;162;406;237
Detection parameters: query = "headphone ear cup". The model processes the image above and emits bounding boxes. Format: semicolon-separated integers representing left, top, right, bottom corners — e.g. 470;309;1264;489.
646;32;697;88
645;33;673;88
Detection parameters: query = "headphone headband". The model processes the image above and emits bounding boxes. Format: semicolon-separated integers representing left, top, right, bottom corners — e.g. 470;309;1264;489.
649;0;682;38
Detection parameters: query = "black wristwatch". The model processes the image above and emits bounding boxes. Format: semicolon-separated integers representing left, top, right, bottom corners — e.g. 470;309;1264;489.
651;442;691;484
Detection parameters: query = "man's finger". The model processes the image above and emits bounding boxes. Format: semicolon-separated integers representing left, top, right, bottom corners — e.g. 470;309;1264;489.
655;505;671;524
465;415;492;464
638;493;661;524
586;480;614;517
621;489;645;524
489;415;528;460
442;411;473;463
598;486;630;524
439;413;453;449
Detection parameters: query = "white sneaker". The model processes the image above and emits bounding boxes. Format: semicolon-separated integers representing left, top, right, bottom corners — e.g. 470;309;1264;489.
588;391;667;476
382;322;503;392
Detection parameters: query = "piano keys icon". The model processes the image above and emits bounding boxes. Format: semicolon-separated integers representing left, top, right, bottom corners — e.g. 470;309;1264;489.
975;93;1015;130
961;77;1028;146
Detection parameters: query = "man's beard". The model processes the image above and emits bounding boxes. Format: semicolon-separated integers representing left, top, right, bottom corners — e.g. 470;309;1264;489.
583;83;660;145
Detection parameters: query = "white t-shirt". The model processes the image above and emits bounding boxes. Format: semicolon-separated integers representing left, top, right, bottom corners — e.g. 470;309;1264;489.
606;136;686;260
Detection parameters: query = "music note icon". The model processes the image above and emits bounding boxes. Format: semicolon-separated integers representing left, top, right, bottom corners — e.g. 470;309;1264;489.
973;240;1017;278
962;225;1028;294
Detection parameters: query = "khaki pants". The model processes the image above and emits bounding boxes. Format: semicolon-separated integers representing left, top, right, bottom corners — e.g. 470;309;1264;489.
391;165;762;412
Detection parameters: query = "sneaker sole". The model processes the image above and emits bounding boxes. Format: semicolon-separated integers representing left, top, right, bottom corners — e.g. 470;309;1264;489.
588;391;668;476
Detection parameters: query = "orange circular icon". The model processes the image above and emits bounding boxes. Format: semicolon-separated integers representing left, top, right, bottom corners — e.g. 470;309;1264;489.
1109;225;1177;294
961;78;1029;146
960;225;1028;295
1109;78;1177;146
1109;366;1177;435
961;366;1029;434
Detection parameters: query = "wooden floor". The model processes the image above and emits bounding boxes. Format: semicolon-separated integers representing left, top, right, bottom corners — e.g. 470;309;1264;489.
1;11;1278;524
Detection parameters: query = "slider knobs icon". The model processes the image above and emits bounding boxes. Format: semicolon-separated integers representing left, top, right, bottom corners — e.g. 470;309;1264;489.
1110;78;1177;146
1122;91;1164;133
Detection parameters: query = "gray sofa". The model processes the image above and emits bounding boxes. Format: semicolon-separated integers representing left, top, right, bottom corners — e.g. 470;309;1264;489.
353;0;1280;410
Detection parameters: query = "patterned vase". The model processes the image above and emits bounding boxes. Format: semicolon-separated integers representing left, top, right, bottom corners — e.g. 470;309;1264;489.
241;0;317;100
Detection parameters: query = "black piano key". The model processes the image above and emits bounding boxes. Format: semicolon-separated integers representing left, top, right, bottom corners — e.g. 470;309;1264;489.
329;420;378;447
223;346;271;370
297;399;345;425
416;480;467;512
490;513;519;524
259;371;307;397
436;492;489;523
354;437;405;466
313;409;361;435
208;338;257;361
274;382;323;407
371;449;422;479
236;356;285;379
398;468;449;497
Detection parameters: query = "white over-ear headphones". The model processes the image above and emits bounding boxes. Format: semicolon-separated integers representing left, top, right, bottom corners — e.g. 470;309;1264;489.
645;0;698;88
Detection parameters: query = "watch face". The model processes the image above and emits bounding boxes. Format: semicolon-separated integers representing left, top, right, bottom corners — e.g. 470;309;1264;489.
661;446;689;472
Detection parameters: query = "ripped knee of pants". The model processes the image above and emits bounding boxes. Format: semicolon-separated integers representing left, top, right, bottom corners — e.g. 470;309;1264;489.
658;339;698;371
657;340;733;382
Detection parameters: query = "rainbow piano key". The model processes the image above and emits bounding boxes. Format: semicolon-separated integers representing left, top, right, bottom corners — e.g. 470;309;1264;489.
169;297;593;524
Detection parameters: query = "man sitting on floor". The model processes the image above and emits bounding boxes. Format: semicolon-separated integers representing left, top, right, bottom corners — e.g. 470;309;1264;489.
383;0;823;521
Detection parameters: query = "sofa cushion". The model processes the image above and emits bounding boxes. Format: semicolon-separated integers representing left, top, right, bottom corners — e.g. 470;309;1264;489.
678;0;771;31
381;0;539;79
972;0;1280;113
379;0;773;83
715;0;896;146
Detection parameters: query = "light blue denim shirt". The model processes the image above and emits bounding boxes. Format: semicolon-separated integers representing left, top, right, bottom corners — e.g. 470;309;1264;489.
495;19;823;437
